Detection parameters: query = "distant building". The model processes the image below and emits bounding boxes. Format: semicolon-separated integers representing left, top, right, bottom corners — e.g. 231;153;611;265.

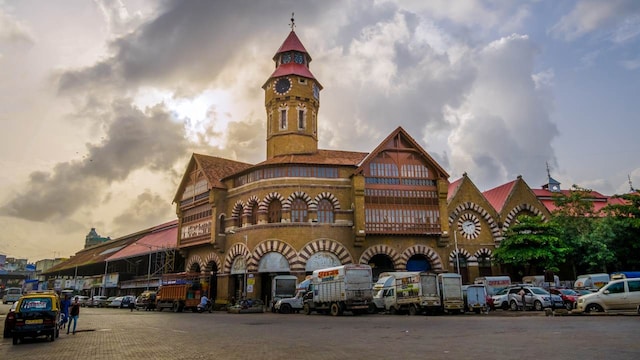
84;228;111;248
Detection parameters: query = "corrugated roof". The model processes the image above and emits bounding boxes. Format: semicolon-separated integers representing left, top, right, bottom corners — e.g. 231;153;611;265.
253;149;368;167
107;221;177;261
532;188;625;216
43;236;140;274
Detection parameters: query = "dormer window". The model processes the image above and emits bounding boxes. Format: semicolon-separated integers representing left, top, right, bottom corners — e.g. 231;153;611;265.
281;53;292;64
294;52;304;64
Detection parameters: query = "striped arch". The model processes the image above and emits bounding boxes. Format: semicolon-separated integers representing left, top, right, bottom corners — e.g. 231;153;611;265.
312;192;341;212
448;201;501;240
247;239;297;272
259;192;285;212
283;191;313;211
400;245;443;271
202;252;222;273
243;195;260;216
474;248;493;260
502;203;546;231
295;239;353;272
186;255;204;272
231;200;245;218
449;248;472;264
222;243;250;274
359;245;402;270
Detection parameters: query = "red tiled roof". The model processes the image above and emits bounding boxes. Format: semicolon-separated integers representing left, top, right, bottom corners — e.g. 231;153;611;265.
194;153;253;189
532;188;626;216
448;177;463;201
267;63;317;82
254;149;369;167
482;180;517;213
107;221;178;261
275;31;309;57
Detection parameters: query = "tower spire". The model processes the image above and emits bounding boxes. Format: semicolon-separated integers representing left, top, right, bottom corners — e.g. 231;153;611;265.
289;12;295;31
629;174;635;193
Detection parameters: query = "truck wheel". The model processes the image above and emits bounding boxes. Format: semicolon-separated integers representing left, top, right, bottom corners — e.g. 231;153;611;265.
172;303;180;313
368;304;377;314
409;305;417;316
303;303;311;315
330;303;342;316
389;306;397;315
280;304;292;314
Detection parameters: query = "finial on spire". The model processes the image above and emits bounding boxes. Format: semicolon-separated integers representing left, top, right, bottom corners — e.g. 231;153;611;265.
289;12;295;31
546;161;551;179
629;174;635;192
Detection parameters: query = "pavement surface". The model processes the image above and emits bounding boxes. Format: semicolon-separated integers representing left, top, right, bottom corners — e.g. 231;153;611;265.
1;304;639;360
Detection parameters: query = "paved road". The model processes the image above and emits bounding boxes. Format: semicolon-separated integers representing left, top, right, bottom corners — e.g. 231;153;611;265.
1;304;638;360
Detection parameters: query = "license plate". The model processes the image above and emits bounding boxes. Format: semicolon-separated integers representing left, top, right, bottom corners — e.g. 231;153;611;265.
25;319;43;325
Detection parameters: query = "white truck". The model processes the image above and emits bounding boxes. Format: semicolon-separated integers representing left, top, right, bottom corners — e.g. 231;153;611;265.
473;276;511;296
303;264;373;316
270;275;298;312
438;273;464;314
372;271;441;315
273;278;311;314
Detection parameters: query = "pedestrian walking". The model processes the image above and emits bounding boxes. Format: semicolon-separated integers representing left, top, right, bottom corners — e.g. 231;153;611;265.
68;297;80;335
60;295;71;329
518;288;526;311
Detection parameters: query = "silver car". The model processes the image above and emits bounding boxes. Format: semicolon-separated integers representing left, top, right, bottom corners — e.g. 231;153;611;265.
508;286;561;311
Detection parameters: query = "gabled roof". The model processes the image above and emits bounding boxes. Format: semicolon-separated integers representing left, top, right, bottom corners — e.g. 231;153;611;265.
173;153;253;202
532;188;624;215
354;127;449;179
482;179;518;213
107;220;178;261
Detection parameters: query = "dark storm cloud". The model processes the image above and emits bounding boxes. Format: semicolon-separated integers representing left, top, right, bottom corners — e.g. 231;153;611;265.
111;190;174;234
57;0;337;93
0;101;189;221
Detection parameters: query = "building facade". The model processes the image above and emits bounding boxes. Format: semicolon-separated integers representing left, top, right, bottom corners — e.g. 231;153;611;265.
173;29;552;306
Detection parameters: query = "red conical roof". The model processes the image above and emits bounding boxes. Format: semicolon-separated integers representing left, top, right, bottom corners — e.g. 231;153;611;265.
274;31;310;60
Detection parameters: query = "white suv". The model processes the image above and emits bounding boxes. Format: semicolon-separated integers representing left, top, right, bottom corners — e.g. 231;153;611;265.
575;278;640;313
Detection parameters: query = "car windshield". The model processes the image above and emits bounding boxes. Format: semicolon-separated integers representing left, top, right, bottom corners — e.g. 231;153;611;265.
530;288;549;295
560;289;578;295
495;288;509;295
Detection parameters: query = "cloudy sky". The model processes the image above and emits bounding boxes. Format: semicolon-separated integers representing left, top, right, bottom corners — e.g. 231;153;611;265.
1;0;638;262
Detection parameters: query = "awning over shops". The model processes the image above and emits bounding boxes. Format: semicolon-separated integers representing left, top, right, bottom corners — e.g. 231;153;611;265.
107;221;178;261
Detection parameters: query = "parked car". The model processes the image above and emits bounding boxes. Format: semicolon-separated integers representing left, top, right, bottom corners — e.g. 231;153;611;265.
88;296;109;308
106;296;123;308
11;291;61;345
549;288;580;311
491;287;511;310
574;278;640;314
2;287;23;304
120;296;136;308
3;301;18;338
508;286;563;311
73;295;90;307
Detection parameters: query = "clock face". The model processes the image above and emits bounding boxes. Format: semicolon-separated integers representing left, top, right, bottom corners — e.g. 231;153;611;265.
282;53;291;64
294;52;304;64
313;84;319;100
274;78;291;95
458;213;480;239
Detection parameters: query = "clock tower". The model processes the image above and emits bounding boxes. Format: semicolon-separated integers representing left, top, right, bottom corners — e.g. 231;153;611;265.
263;29;322;159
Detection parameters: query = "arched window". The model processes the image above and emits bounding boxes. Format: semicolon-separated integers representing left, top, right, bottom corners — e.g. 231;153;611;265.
317;199;334;223
453;256;469;284
234;206;243;228
291;198;308;223
478;255;492;277
268;200;282;223
249;203;258;225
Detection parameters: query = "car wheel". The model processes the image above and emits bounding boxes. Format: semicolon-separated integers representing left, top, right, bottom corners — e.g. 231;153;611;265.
564;301;574;311
534;300;543;311
50;331;55;342
368;304;377;314
280;304;292;314
501;302;509;310
585;303;604;313
509;301;518;311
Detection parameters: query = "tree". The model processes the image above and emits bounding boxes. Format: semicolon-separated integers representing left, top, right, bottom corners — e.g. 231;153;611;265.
493;215;569;277
600;193;640;271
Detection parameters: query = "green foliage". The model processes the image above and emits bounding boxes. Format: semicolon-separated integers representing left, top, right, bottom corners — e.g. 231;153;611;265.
493;215;569;274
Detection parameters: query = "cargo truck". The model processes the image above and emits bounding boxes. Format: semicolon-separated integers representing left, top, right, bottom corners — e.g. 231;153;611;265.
156;273;206;312
438;273;464;314
372;272;441;315
303;264;373;316
473;276;511;296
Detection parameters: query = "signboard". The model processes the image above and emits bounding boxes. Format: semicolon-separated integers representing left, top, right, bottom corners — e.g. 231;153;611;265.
181;220;211;240
103;273;120;288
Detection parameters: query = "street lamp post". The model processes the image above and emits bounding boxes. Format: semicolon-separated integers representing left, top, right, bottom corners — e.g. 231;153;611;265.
147;251;152;290
244;234;248;299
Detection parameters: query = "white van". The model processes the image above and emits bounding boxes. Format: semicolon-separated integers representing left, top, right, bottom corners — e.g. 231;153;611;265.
2;287;23;304
574;273;610;290
574;278;640;313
